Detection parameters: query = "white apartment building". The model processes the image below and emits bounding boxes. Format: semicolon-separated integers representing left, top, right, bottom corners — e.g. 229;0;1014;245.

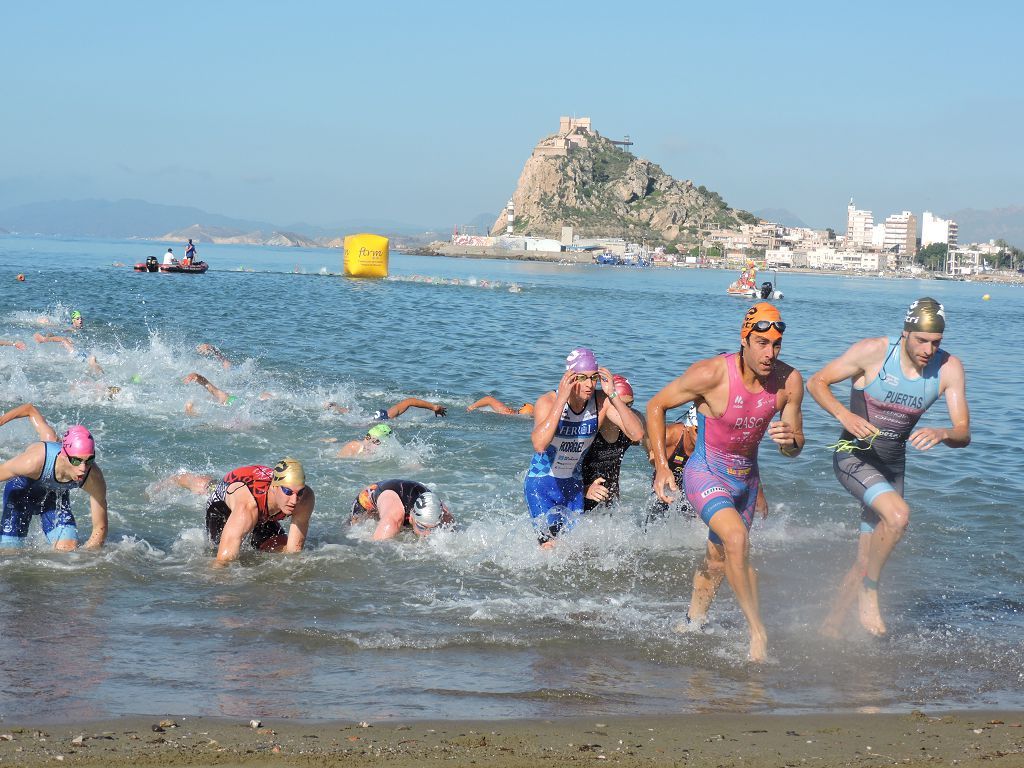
883;211;918;255
921;211;959;248
806;246;887;271
846;199;874;249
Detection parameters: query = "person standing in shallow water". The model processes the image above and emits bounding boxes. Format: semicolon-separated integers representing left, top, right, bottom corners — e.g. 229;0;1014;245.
581;374;644;511
525;348;644;548
647;303;804;663
807;297;970;638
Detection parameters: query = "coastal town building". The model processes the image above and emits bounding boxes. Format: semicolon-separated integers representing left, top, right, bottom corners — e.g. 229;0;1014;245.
846;199;874;249
805;246;887;271
921;211;959;248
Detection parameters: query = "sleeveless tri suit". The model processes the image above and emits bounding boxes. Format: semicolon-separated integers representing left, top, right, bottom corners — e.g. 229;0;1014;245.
205;465;289;550
350;479;430;529
1;441;85;546
833;337;944;532
683;353;780;545
524;394;599;541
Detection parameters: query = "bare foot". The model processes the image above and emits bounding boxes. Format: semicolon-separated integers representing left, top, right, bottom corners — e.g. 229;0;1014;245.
749;629;768;662
672;613;708;634
818;618;844;639
858;585;887;636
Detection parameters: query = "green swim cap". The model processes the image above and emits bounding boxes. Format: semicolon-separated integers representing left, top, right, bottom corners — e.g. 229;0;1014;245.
130;373;143;384
70;310;82;320
367;424;393;441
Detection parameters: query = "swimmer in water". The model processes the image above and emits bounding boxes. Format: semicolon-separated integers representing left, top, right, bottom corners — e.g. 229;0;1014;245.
325;398;447;420
349;479;453;540
581;375;644;511
0;404;108;551
807;297;971;638
466;396;535;416
196;343;232;369
328;423;394;458
182;372;273;415
647;303;804;662
33;329;103;375
525;348;644;548
0;339;27;350
203;458;315;565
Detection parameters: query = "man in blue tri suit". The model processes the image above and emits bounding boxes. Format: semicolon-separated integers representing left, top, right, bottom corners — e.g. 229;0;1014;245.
0;403;109;551
807;297;971;637
525;347;644;548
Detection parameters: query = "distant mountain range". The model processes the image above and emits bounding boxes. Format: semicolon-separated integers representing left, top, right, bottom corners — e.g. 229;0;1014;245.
0;198;443;246
949;206;1024;247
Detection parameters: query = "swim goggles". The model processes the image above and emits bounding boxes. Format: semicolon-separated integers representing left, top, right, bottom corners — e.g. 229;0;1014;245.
572;373;600;383
748;320;786;335
67;454;95;467
279;486;308;498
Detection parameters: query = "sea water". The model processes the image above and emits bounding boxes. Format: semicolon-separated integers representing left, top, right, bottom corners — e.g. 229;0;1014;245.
0;236;1021;722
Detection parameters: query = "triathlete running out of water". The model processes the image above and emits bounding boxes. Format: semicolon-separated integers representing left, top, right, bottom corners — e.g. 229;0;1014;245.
466;396;535;416
326;398;447;420
581;375;644;511
349;479;453;540
525;348;644;548
0;403;108;551
807;297;970;638
203;458;314;564
327;423;395;457
647;303;804;662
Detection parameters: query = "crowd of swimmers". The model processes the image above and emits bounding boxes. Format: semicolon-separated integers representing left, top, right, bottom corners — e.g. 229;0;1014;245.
0;296;970;662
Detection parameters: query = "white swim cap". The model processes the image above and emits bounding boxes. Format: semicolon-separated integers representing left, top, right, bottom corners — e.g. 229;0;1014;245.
411;491;447;530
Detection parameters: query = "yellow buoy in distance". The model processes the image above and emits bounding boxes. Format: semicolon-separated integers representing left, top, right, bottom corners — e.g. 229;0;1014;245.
343;234;389;278
982;294;991;301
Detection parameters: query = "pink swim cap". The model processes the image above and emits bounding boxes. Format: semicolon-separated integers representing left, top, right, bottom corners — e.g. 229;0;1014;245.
565;347;598;372
612;375;634;399
62;425;95;457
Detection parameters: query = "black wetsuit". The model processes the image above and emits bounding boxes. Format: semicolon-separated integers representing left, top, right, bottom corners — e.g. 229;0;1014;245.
351;479;428;526
646;427;697;521
582;428;635;511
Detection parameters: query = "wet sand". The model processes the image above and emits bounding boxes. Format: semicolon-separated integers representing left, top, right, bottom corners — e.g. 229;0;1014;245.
1;710;1020;767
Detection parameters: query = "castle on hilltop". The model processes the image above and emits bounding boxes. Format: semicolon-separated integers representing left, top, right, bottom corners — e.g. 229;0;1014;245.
531;116;632;158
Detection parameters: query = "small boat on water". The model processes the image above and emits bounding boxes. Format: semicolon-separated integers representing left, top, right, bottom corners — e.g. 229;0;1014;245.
159;261;209;274
133;256;160;272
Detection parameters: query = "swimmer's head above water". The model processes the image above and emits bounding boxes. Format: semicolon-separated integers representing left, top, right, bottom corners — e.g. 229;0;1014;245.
565;347;598;373
271;457;305;489
410;491;451;536
366;423;394;444
740;302;785;341
903;297;945;334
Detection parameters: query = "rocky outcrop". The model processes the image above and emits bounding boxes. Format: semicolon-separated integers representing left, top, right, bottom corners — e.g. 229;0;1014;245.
492;129;754;243
159;225;321;248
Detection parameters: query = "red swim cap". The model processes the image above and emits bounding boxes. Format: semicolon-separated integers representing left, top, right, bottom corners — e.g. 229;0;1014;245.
612;375;634;399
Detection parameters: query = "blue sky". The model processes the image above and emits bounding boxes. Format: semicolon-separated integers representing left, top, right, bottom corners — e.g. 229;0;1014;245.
1;0;1020;230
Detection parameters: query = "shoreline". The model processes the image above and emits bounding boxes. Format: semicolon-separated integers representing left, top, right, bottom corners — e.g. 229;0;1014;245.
2;710;1021;767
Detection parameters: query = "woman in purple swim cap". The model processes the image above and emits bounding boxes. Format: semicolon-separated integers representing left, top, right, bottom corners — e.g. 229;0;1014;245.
523;347;644;547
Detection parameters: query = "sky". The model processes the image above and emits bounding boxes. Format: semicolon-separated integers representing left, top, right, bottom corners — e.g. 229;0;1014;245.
1;0;1021;231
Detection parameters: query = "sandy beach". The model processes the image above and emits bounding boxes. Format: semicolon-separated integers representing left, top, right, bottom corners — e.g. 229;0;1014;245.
1;711;1021;767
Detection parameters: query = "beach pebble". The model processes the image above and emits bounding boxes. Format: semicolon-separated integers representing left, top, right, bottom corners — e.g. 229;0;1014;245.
71;735;85;745
159;719;177;729
249;720;262;729
358;721;371;728
0;735;12;741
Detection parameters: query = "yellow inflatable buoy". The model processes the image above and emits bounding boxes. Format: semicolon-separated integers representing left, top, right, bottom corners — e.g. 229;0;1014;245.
343;234;389;278
982;294;990;301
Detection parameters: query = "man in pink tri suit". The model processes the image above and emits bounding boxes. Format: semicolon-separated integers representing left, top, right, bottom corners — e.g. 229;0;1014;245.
647;303;805;662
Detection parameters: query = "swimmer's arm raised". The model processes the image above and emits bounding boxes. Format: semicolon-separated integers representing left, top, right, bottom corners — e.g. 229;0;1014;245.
531;373;573;452
0;403;59;442
81;465;109;549
598;368;645;442
284;489;315;553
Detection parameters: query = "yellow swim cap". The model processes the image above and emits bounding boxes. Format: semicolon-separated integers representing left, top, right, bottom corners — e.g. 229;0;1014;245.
271;457;305;488
904;297;945;333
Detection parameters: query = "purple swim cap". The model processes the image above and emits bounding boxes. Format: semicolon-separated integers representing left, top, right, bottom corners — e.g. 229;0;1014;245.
565;347;598;372
62;425;95;457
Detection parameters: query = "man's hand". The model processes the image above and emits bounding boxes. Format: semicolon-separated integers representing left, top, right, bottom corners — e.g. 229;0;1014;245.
652;466;678;504
909;426;947;451
555;370;576;401
433;404;447;417
836;411;878;441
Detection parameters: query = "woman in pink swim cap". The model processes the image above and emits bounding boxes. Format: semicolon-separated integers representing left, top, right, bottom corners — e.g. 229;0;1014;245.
523;348;645;548
0;404;108;551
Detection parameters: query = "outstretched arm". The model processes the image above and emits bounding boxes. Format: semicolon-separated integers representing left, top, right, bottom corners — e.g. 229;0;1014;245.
467;395;514;414
196;343;232;369
183;372;230;404
0;403;59;441
387;398;446;418
0;339;26;350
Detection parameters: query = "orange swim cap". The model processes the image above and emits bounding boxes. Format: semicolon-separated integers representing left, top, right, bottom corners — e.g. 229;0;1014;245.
519;403;535;416
741;302;785;341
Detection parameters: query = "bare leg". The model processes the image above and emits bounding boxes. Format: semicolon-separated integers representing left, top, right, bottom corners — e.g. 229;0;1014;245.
820;534;871;638
706;508;767;662
681;540;726;628
858;492;910;636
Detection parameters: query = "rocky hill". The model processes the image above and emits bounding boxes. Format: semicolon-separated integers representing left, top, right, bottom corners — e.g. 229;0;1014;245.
160;224;321;248
492;122;755;244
